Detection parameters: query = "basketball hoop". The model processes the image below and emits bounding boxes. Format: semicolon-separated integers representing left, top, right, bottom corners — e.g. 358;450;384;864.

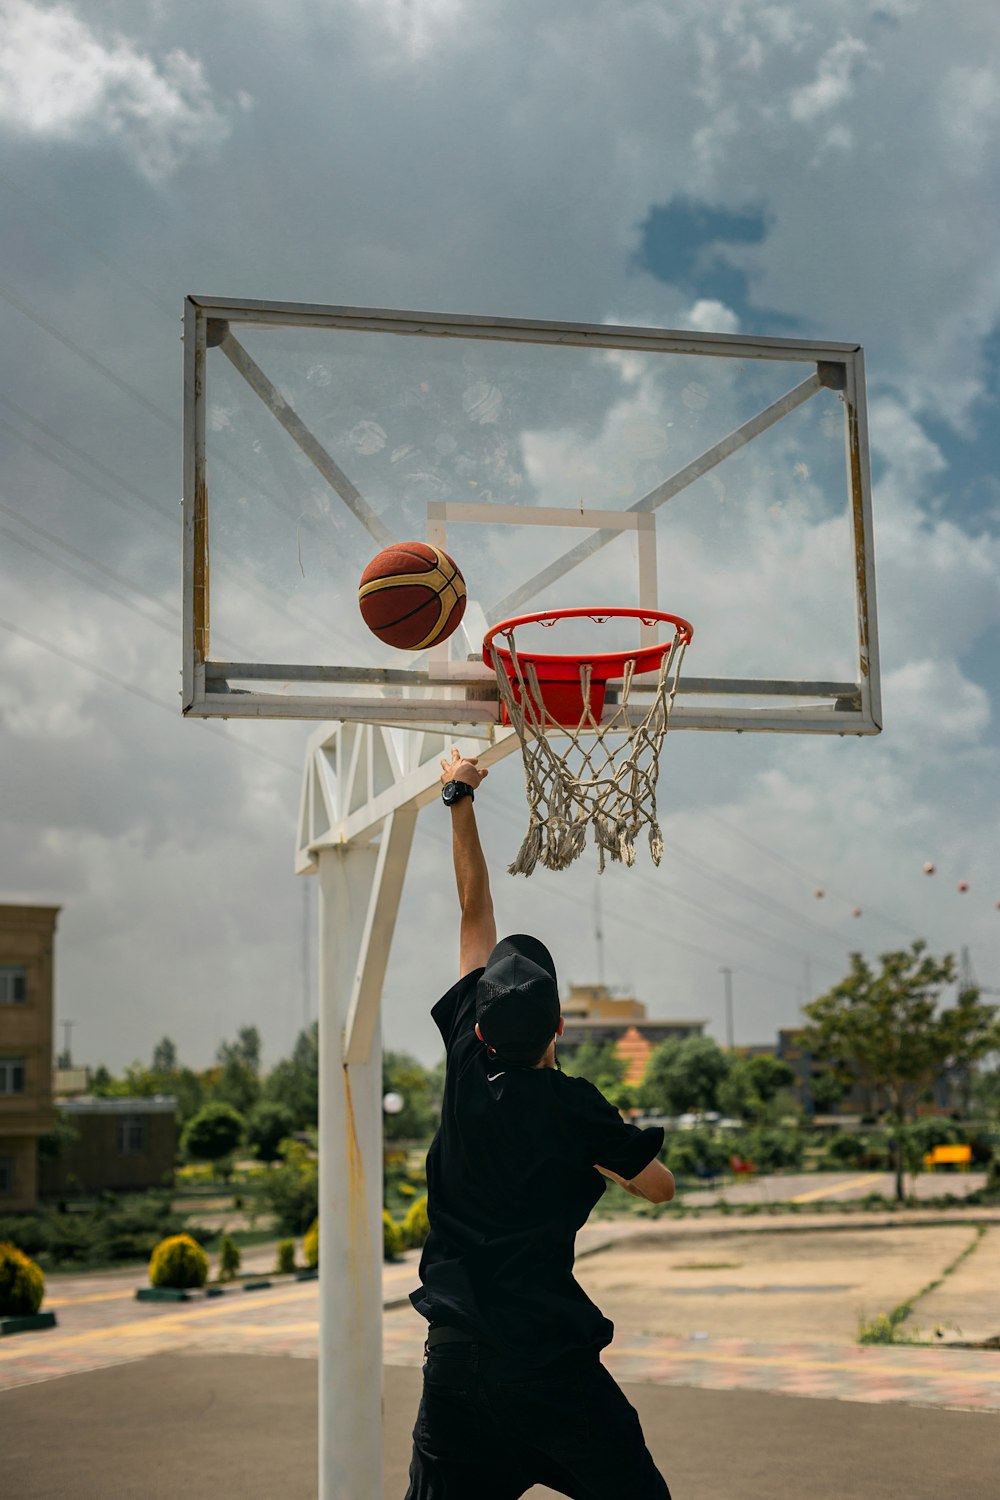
482;607;693;875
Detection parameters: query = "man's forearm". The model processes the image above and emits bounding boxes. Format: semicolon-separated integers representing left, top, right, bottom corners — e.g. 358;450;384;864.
451;798;492;915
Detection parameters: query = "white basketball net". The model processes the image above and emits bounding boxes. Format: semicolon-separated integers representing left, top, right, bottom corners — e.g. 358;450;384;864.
491;625;689;876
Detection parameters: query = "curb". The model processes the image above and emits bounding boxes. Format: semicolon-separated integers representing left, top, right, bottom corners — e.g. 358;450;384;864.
0;1311;58;1336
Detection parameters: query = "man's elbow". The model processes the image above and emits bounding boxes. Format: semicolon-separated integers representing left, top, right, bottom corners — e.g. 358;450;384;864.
649;1171;675;1204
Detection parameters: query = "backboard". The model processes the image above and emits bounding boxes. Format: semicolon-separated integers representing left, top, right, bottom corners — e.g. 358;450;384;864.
182;298;880;738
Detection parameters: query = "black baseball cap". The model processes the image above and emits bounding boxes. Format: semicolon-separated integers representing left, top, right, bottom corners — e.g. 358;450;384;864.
476;935;560;1064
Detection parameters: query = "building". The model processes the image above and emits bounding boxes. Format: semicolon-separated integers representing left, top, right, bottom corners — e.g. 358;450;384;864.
39;1096;178;1198
0;904;59;1210
748;1029;963;1121
560;983;706;1086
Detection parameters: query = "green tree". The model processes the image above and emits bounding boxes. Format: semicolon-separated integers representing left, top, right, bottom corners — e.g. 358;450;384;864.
181;1102;246;1168
218;1026;261;1075
264;1023;319;1128
810;1068;847;1114
214;1026;262;1117
260;1139;319;1234
802;943;1000;1200
971;1062;1000;1121
246;1101;296;1164
562;1040;625;1095
638;1036;731;1116
382;1051;439;1141
152;1037;178;1072
717;1055;795;1122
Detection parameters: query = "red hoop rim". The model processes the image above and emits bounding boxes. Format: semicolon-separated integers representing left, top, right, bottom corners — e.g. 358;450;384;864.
482;606;693;684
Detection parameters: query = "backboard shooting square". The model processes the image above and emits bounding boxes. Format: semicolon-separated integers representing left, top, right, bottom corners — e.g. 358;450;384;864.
182;298;880;738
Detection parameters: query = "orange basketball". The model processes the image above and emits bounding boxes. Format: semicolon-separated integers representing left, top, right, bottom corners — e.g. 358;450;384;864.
358;541;467;651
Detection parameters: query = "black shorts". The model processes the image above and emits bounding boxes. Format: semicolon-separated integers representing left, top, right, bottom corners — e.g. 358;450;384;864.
404;1336;672;1500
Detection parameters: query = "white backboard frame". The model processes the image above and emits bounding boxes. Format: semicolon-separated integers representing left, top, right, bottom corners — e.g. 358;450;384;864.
182;297;881;737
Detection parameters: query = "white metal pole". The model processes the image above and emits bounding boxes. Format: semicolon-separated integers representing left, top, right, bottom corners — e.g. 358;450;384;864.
318;845;385;1500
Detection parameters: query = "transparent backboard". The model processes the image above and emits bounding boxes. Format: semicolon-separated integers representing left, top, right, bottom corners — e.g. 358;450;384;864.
182;299;880;738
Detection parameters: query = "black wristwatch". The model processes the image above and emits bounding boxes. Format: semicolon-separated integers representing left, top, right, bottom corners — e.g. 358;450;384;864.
441;780;475;807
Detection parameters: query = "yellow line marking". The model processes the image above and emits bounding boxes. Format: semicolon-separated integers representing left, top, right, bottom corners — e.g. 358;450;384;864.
789;1173;884;1204
46;1287;138;1309
0;1284;318;1361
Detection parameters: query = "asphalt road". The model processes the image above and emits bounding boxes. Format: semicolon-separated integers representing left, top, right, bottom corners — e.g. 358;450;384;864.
3;1352;998;1500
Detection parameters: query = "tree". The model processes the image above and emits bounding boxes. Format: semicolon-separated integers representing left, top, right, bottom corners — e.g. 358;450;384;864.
638;1036;731;1116
181;1102;246;1168
214;1026;262;1117
562;1040;625;1096
246;1101;296;1164
218;1026;261;1075
717;1055;795;1122
382;1051;439;1141
810;1068;847;1114
260;1138;319;1234
802;943;1000;1200
152;1037;178;1073
264;1022;319;1128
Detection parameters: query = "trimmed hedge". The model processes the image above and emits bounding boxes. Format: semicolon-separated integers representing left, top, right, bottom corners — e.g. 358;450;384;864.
0;1242;45;1316
149;1234;209;1289
276;1238;296;1275
304;1218;319;1270
217;1235;241;1282
383;1212;404;1261
402;1195;430;1250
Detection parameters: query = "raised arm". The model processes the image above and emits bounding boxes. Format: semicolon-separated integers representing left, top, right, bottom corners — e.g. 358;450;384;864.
440;747;497;978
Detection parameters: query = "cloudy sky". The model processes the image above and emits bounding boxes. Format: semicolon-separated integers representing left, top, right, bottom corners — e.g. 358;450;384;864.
1;0;998;1075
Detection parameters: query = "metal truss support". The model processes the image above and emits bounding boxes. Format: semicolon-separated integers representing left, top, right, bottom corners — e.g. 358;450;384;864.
298;721;518;1500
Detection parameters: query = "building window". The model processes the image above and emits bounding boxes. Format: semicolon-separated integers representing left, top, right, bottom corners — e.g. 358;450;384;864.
117;1117;146;1155
0;1157;13;1195
0;967;27;1004
0;1058;26;1094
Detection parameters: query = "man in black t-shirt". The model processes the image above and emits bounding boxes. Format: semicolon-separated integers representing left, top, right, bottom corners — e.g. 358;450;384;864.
405;748;674;1500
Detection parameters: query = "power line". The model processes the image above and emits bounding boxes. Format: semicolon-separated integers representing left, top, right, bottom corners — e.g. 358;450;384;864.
700;808;916;942
0;615;301;778
0;277;176;431
0;522;177;638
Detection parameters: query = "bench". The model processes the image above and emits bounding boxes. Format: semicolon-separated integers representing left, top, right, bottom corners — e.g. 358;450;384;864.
922;1144;972;1171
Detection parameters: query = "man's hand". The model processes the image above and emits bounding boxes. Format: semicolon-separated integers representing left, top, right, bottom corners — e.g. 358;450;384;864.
440;746;489;790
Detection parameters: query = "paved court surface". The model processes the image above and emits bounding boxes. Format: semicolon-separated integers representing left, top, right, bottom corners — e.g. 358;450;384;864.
4;1208;1000;1498
3;1351;999;1500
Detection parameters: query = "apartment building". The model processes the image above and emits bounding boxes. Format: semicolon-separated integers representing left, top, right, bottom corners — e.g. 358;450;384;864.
0;904;59;1210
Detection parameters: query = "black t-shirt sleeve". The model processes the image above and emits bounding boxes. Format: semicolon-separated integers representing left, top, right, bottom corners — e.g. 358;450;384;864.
561;1076;665;1180
431;970;483;1055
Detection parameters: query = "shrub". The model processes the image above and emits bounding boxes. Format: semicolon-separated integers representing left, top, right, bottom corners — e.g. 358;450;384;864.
745;1128;804;1172
304;1218;319;1269
259;1140;318;1235
0;1216;47;1258
246;1101;297;1165
217;1235;241;1282
825;1132;866;1166
276;1238;296;1275
149;1234;209;1289
402;1195;430;1250
967;1129;996;1168
92;1196;184;1263
176;1163;215;1186
181;1103;246;1168
383;1211;404;1261
0;1242;45;1316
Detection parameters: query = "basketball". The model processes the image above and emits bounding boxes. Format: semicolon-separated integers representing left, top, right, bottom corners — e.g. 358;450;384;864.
358;541;467;651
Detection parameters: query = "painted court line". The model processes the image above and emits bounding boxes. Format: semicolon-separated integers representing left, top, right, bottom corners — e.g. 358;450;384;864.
790;1173;884;1204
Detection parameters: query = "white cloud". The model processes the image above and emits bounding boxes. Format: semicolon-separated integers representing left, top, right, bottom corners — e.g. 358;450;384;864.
0;0;231;178
883;658;991;750
788;36;875;122
685;298;740;334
